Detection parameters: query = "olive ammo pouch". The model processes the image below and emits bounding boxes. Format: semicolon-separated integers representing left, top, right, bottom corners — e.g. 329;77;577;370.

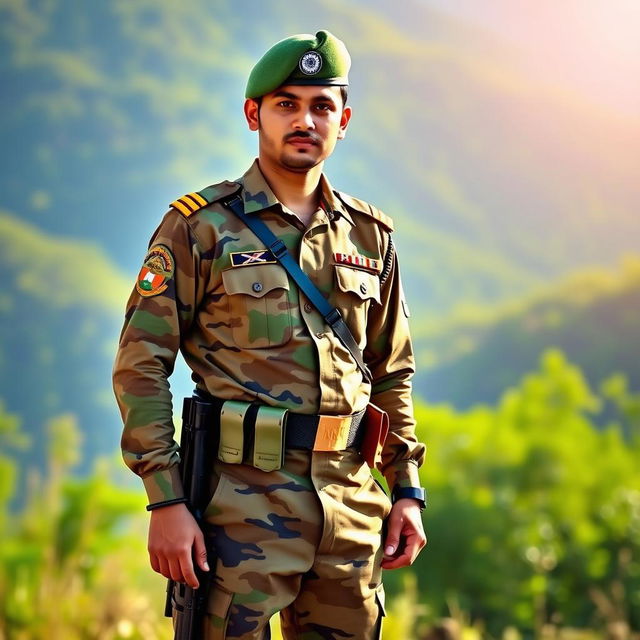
218;400;287;472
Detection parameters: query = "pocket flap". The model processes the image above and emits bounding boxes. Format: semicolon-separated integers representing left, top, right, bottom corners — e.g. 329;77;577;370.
206;583;234;617
334;265;381;304
204;584;234;640
222;264;290;298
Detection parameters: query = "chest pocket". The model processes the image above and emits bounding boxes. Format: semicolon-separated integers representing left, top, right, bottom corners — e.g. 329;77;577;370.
333;265;381;345
221;264;293;349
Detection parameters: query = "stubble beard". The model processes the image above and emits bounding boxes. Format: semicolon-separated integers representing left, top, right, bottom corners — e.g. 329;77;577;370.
279;149;320;170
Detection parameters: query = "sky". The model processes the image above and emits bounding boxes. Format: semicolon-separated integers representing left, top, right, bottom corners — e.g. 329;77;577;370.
422;0;640;117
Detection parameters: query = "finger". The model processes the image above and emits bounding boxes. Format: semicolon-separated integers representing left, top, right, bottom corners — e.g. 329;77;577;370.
381;548;412;570
180;548;200;590
383;512;403;557
168;555;185;583
158;555;171;580
397;525;424;558
193;532;210;573
412;533;428;561
407;537;424;565
149;552;160;574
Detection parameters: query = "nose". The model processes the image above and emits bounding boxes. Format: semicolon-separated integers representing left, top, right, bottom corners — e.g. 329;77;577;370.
293;108;315;130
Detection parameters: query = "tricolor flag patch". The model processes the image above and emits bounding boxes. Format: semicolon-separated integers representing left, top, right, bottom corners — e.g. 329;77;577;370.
334;252;380;273
136;244;175;297
230;250;277;267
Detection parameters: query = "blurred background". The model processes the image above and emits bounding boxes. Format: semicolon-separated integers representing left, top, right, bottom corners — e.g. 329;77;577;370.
1;0;639;638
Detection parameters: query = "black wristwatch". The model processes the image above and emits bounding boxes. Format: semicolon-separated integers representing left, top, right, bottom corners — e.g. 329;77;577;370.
391;486;427;511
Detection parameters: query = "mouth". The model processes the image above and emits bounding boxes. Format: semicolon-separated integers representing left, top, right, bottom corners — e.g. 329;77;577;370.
285;136;319;148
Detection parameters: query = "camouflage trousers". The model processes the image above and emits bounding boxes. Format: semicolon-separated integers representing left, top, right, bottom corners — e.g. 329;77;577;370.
184;447;392;639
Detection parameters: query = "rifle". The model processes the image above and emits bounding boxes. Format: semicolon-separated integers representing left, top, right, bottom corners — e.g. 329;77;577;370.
164;394;218;638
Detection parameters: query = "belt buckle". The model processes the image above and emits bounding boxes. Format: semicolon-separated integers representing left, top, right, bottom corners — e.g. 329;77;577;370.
313;415;352;451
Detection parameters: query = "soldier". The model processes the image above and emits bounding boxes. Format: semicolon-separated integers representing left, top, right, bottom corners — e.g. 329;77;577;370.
113;29;427;639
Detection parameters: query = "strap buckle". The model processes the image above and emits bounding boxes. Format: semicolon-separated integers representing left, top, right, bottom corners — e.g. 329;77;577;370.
269;239;288;259
223;194;243;210
325;308;342;327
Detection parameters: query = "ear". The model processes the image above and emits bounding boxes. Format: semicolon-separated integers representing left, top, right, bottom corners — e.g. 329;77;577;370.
337;105;352;140
244;98;260;131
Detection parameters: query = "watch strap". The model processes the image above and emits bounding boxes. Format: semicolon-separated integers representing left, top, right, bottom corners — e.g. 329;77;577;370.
392;486;427;510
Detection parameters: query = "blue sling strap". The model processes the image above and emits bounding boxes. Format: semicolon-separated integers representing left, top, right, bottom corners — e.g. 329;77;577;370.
223;193;373;384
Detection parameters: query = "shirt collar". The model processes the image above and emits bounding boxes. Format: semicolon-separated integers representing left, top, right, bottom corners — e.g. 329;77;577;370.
318;173;355;227
237;158;355;227
238;159;281;214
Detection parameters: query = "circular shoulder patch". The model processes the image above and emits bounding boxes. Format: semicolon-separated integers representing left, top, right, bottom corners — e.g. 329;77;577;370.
299;51;323;75
135;244;175;297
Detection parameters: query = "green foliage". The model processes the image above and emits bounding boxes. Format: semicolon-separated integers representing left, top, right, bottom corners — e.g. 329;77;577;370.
0;405;172;640
409;348;640;637
0;400;30;536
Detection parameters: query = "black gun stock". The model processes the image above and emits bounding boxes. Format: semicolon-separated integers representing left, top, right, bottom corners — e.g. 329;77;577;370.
164;395;217;639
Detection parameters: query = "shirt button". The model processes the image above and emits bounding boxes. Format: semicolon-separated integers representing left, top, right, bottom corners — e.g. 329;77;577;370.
252;282;263;293
304;302;313;313
360;283;367;294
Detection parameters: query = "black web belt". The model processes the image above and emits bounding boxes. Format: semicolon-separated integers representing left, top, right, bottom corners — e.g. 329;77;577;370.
285;408;366;450
192;389;366;451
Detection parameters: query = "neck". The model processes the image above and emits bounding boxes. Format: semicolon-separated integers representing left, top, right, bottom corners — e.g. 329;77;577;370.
257;155;324;219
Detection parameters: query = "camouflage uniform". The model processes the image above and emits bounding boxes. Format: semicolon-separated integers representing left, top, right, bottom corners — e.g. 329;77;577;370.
112;159;425;639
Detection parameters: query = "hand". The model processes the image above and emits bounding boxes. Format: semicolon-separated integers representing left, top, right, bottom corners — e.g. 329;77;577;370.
147;502;210;588
381;498;427;569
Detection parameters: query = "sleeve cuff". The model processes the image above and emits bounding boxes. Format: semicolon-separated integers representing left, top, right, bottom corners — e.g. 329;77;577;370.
384;459;422;491
141;466;185;506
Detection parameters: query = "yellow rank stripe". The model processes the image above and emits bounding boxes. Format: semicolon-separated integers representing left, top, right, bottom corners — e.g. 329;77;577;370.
169;191;208;217
170;199;192;216
187;192;208;207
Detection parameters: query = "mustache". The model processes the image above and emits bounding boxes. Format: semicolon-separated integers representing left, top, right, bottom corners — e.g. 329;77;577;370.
284;131;321;145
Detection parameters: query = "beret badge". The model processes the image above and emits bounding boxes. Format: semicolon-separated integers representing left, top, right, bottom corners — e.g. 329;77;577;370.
299;51;323;75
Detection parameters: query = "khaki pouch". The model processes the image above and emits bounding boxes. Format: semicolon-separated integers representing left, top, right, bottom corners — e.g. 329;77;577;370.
361;402;389;468
253;406;287;472
218;400;251;464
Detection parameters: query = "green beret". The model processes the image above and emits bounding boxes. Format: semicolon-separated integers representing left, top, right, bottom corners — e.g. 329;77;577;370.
245;30;350;99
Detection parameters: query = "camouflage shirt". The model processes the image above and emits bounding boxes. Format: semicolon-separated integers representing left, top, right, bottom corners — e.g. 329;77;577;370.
112;159;426;507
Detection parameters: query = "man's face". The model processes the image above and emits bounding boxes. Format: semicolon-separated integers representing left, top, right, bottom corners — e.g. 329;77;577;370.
245;84;352;171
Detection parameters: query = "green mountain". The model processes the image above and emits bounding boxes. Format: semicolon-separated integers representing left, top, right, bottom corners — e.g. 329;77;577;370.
1;0;638;320
413;255;640;411
0;211;130;502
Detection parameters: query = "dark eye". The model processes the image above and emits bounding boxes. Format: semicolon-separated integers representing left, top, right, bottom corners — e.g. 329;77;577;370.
315;103;332;111
278;100;294;108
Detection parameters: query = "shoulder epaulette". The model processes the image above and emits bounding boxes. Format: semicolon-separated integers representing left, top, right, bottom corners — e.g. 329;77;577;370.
334;191;394;233
169;181;240;217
